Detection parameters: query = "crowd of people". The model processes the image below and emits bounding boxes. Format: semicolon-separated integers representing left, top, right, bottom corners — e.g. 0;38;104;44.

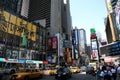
96;64;120;80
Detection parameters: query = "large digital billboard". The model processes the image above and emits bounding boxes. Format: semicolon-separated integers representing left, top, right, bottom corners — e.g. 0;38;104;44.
106;0;113;12
115;1;120;39
91;41;97;49
1;11;37;41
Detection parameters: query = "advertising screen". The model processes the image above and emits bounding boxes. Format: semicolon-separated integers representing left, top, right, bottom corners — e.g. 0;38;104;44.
91;41;97;50
52;37;58;50
106;0;113;12
115;1;120;39
92;49;98;58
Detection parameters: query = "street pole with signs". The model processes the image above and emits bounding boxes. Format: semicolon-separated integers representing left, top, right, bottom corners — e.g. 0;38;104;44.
90;28;100;67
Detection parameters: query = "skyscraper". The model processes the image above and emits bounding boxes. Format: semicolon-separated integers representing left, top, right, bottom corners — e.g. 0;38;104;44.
79;29;87;54
21;0;72;38
0;0;23;14
72;27;87;66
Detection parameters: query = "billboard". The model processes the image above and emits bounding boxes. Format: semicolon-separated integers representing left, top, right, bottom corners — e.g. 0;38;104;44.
106;0;113;12
3;11;10;22
51;37;58;50
47;38;52;50
47;37;58;51
115;1;120;39
91;41;97;49
15;17;23;36
92;49;98;58
31;24;36;41
8;14;17;34
3;11;37;41
63;40;72;48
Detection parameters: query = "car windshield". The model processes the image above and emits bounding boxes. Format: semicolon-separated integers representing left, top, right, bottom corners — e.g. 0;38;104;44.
71;67;77;69
89;64;96;67
24;69;31;72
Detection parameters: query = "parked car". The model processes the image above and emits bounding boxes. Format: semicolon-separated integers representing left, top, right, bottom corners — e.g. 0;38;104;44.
55;67;72;80
10;68;43;80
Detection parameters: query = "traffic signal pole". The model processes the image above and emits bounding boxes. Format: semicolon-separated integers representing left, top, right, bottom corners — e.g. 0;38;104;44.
96;36;101;67
90;28;100;68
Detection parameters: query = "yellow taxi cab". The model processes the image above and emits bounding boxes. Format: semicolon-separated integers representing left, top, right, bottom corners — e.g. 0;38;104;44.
89;62;97;71
49;68;57;76
70;66;80;73
10;68;43;80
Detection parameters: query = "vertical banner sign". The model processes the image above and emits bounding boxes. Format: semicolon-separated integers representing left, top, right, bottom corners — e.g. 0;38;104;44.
90;28;98;59
47;38;52;50
52;37;58;50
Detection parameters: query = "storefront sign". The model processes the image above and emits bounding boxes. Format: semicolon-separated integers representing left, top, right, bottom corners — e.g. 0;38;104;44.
26;60;43;64
0;58;4;62
43;61;48;64
4;59;18;63
26;60;34;63
18;59;25;63
33;61;43;64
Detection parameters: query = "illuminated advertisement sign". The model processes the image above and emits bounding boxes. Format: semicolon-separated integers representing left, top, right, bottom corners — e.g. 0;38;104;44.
4;59;18;63
91;37;98;59
92;50;98;58
107;41;120;55
63;40;72;48
115;1;120;39
1;11;37;41
52;37;58;50
31;24;36;41
47;38;52;50
106;0;113;12
91;41;97;49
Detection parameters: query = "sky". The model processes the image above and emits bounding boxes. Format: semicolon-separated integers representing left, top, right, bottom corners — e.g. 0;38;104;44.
70;0;107;44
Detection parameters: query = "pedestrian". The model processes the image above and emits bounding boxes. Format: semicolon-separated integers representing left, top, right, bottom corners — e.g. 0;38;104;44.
99;66;106;80
111;66;117;80
117;64;120;79
96;67;101;80
99;65;112;80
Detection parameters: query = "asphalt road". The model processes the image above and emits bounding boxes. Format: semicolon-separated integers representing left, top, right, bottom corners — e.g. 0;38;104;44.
1;72;95;80
3;72;120;80
38;72;96;80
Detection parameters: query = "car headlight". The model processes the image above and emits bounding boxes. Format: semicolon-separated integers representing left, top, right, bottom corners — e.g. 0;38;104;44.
17;75;22;78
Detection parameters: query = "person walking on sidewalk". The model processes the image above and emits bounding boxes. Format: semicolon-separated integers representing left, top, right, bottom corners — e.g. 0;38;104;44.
117;64;120;79
99;65;112;80
111;66;117;80
96;67;102;80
